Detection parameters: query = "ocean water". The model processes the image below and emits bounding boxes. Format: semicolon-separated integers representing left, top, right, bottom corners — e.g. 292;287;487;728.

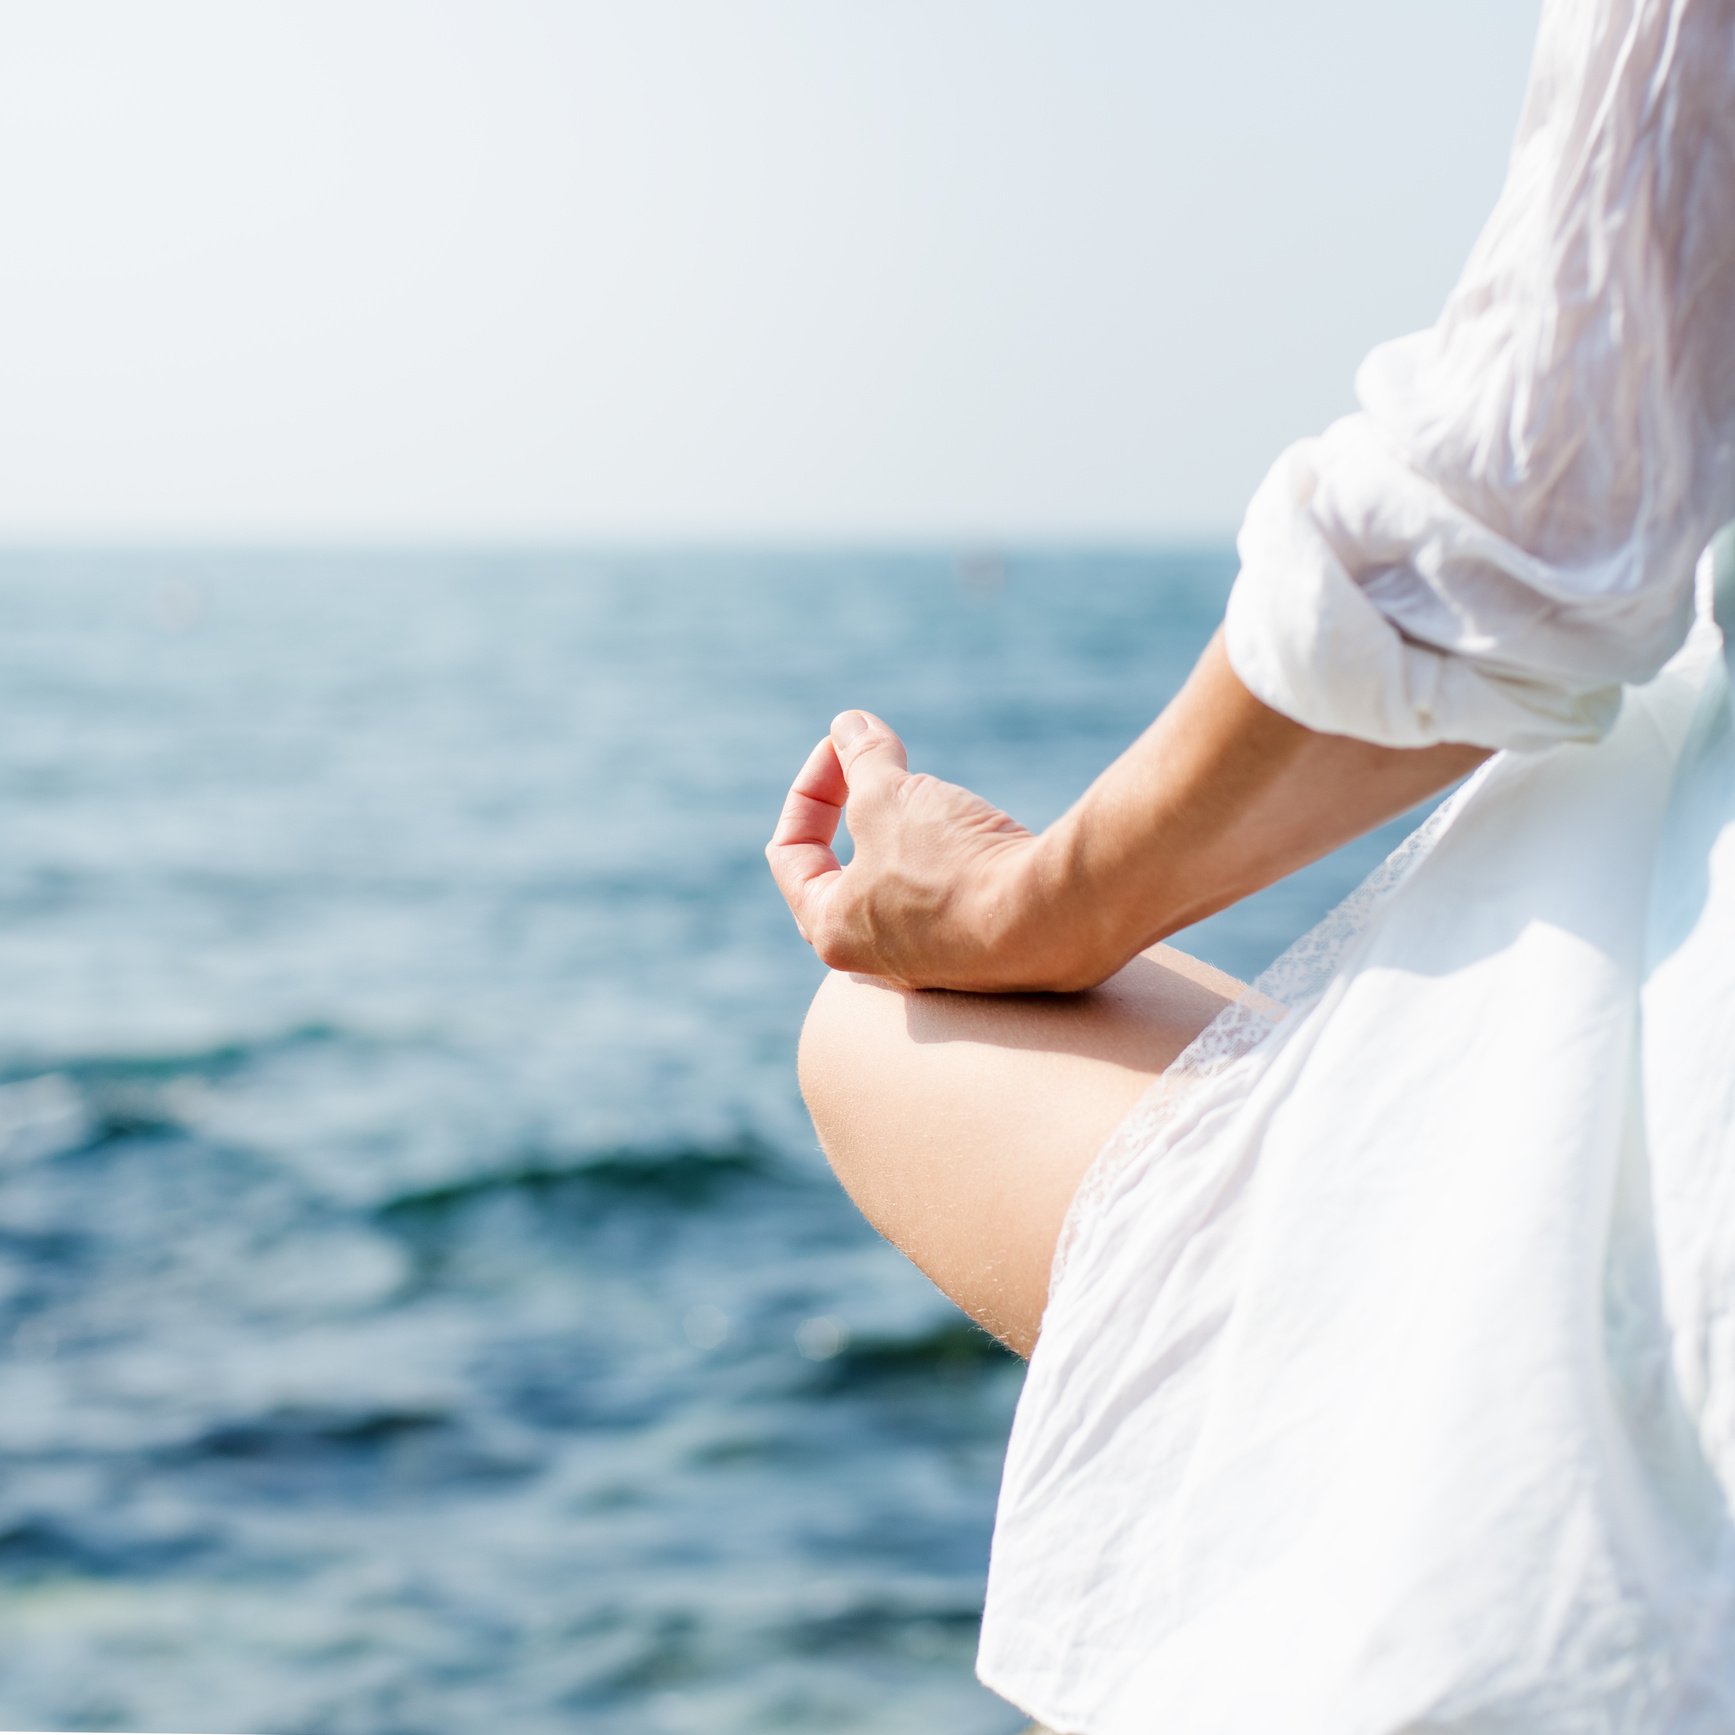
0;548;1431;1734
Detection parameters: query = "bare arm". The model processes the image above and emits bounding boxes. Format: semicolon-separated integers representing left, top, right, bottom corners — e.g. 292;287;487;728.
766;629;1488;993
1035;631;1488;983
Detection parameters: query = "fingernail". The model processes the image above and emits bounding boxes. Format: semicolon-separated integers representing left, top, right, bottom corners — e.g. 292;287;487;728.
831;711;868;748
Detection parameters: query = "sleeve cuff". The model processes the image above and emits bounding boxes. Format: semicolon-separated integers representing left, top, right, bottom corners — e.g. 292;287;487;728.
1222;435;1624;753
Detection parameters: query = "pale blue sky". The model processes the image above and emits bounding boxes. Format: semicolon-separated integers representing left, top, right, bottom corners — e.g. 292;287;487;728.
0;0;1542;543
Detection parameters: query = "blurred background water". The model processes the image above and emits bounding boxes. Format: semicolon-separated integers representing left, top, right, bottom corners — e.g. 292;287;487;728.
0;548;1434;1734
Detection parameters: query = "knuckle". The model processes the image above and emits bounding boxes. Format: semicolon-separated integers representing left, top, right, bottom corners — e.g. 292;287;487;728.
809;910;856;972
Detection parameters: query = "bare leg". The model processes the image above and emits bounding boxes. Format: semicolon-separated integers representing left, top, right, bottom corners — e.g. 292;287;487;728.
798;944;1244;1357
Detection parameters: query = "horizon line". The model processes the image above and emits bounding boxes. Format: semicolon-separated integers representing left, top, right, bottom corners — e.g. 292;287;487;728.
0;528;1241;559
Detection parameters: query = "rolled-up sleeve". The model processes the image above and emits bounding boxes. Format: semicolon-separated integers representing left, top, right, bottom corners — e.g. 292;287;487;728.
1225;0;1735;752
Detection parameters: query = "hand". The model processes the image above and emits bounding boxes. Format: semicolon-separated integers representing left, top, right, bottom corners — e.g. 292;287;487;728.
767;634;1489;998
765;710;1072;992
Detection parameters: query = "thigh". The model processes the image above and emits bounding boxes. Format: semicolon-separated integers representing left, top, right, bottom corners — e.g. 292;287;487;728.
797;944;1244;1357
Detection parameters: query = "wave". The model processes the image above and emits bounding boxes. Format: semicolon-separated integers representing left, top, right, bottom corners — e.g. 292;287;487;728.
0;1026;355;1166
0;1510;215;1575
174;1403;453;1461
779;1590;984;1652
804;1316;1016;1390
28;1021;349;1088
0;1071;200;1168
375;1140;789;1220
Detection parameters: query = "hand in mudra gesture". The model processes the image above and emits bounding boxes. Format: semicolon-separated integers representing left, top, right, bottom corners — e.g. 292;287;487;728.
766;639;1490;996
765;710;1068;993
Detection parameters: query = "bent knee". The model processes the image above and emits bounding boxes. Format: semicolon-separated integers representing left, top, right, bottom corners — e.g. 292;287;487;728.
797;969;911;1164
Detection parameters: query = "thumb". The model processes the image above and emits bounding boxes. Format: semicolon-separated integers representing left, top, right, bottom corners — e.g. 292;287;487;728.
829;710;909;793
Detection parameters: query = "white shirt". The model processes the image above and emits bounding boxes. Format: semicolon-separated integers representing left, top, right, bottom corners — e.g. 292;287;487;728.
1224;0;1735;750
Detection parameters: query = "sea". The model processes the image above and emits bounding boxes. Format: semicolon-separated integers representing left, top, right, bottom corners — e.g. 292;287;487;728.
0;548;1433;1734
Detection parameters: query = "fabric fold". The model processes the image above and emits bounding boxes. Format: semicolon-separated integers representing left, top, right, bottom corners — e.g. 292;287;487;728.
1221;0;1735;751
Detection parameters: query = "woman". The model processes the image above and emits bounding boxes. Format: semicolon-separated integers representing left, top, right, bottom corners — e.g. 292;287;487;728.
767;0;1735;1728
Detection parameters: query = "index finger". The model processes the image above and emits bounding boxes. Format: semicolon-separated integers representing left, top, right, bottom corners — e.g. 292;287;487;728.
765;734;848;928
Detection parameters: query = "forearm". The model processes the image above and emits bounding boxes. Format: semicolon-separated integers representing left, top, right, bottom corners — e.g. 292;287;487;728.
1028;631;1489;988
768;630;1489;995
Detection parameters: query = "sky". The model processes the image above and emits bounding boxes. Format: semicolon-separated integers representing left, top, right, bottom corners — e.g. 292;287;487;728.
0;0;1543;545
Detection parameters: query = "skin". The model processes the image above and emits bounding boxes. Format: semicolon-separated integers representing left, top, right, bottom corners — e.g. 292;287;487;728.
795;946;1246;1358
768;629;1488;1354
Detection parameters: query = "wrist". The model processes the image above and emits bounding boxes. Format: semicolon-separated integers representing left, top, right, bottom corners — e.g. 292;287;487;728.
1026;792;1188;990
998;822;1124;993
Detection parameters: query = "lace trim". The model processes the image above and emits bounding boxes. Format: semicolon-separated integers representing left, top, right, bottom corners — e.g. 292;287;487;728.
1048;770;1490;1295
